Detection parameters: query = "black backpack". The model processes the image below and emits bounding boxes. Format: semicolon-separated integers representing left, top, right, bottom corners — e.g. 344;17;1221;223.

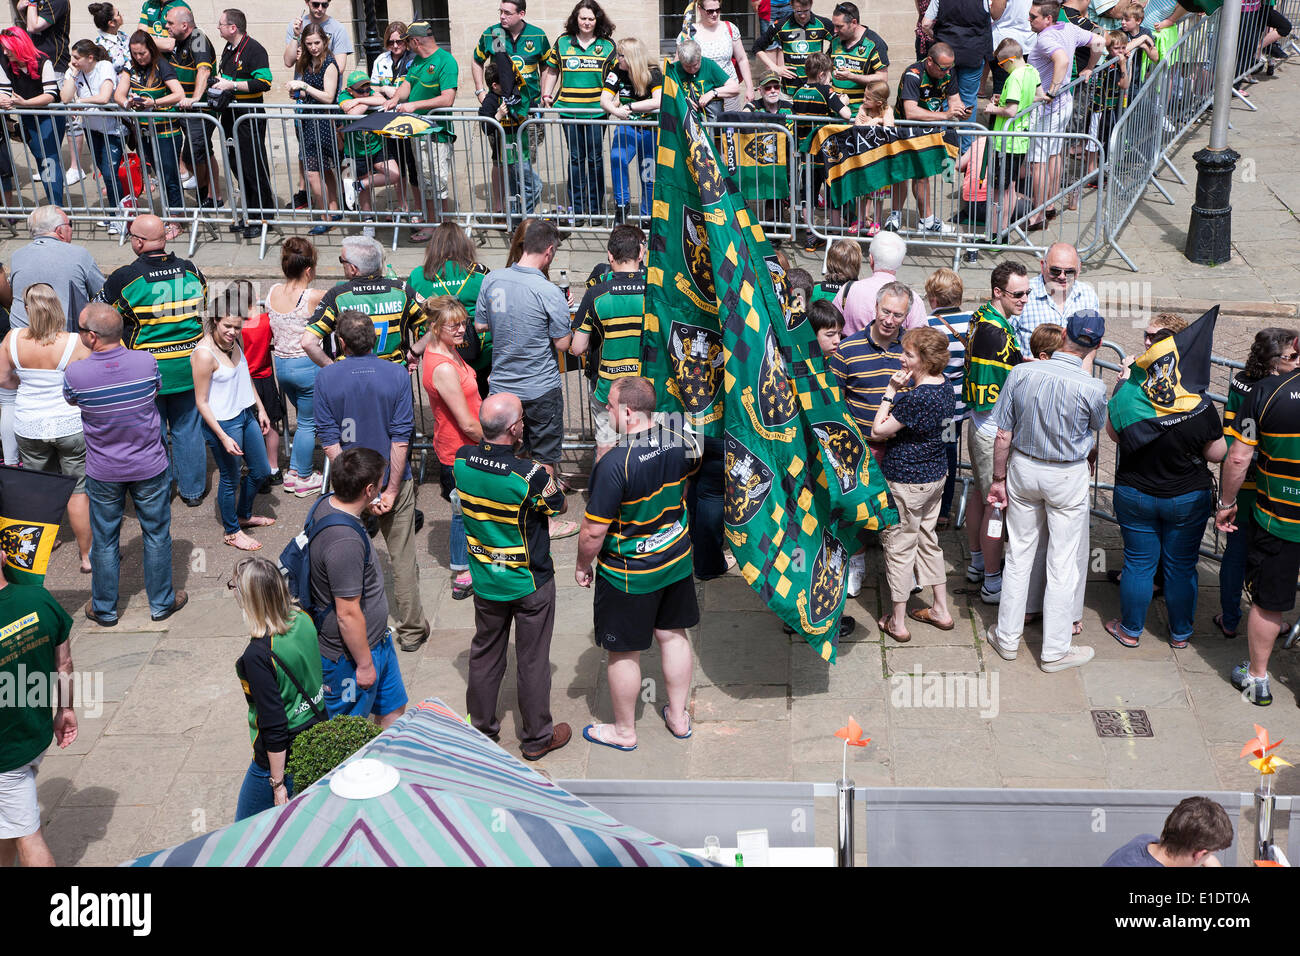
278;496;372;629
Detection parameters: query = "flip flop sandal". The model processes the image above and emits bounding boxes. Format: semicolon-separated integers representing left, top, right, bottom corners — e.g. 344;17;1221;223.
661;704;692;739
878;616;911;643
224;533;263;552
549;518;579;540
907;606;955;631
1105;618;1139;648
582;723;636;752
1212;613;1238;639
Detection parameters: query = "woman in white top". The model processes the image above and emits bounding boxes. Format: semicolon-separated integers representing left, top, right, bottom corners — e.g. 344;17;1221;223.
61;39;126;228
680;0;754;110
0;284;92;572
192;284;275;552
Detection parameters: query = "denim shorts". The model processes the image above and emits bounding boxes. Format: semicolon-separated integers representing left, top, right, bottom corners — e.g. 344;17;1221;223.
321;630;409;719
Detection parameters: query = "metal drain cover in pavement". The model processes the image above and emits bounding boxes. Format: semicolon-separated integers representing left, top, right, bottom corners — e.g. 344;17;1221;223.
1091;709;1154;738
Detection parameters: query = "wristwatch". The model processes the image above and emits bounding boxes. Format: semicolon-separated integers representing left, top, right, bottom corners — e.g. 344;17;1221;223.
992;474;1006;482
1216;498;1235;511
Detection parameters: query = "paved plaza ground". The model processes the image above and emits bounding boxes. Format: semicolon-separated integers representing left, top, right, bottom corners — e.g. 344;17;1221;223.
13;65;1300;866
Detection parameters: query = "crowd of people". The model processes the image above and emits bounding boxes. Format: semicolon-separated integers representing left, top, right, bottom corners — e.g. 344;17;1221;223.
0;0;1296;867
0;0;1284;242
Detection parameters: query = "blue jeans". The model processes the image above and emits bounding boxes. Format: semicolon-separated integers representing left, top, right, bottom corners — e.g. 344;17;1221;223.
954;65;982;152
505;155;542;217
21;113;66;206
157;390;207;500
687;436;727;579
85;469;175;620
143;131;183;210
1113;484;1213;643
87;129;123;207
564;122;605;215
610;125;656;216
449;491;468;572
1219;500;1254;632
202;407;272;534
235;760;295;821
274;355;318;476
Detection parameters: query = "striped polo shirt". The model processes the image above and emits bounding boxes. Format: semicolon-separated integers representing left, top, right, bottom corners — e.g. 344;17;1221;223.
544;35;615;116
61;345;169;482
585;422;702;593
830;325;903;432
928;308;973;422
1228;369;1300;542
128;59;181;136
572;269;646;405
829;27;889;108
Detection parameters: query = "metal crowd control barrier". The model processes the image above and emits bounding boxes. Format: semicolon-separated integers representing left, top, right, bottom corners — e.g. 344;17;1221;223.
0;104;236;255
1092;10;1221;270
230;104;514;258
804;122;1104;269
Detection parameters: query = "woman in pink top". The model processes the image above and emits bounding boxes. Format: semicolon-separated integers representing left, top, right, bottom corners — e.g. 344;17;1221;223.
416;296;483;600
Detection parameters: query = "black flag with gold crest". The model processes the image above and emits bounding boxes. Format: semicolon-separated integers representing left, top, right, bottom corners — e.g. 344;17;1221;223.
0;465;76;585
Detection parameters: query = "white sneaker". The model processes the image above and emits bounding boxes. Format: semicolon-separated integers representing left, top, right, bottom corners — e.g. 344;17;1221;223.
883;211;902;232
980;583;1002;604
1040;645;1095;673
102;220;124;235
919;215;956;235
181;174;198;189
985;627;1017;661
292;471;324;497
846;552;866;598
65;168;85;186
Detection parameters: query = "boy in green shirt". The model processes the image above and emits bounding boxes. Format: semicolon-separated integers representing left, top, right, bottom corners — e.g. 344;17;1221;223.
338;71;404;235
480;59;541;222
984;38;1044;236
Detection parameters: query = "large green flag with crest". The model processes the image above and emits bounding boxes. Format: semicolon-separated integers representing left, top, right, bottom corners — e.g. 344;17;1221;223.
643;62;897;663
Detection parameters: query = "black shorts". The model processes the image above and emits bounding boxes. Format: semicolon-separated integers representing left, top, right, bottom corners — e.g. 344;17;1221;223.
990;150;1025;190
347;149;384;177
180;116;213;166
520;387;563;467
593;574;700;652
252;375;284;426
1245;520;1300;613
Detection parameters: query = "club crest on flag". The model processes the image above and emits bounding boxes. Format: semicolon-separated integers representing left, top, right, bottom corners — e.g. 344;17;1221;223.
742;328;797;441
764;255;797;331
798;530;848;631
812;420;866;494
744;133;779;165
683;110;727;205
678;207;717;309
723;432;774;527
1141;347;1181;407
668;320;724;421
1;523;44;569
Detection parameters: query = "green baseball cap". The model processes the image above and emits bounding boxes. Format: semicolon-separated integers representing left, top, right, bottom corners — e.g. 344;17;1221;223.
404;20;434;37
345;70;370;91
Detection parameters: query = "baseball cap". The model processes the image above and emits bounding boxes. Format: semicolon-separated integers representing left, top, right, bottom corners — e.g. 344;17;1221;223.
758;70;782;88
1066;309;1106;349
345;70;370;91
404;20;434;37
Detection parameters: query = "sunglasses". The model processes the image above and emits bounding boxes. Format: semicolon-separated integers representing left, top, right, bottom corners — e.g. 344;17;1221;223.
387;38;405;45
998;288;1030;299
1143;329;1173;343
1281;352;1300;362
701;6;721;12
309;1;329;7
1047;266;1078;278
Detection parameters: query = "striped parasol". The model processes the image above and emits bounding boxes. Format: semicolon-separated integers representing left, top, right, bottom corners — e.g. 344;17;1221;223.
128;699;711;867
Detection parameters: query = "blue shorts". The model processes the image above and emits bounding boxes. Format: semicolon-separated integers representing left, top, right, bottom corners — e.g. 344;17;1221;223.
321;630;409;719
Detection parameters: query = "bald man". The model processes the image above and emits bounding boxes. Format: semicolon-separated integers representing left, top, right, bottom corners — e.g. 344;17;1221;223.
98;213;208;505
64;303;182;625
1013;242;1100;355
452;391;571;761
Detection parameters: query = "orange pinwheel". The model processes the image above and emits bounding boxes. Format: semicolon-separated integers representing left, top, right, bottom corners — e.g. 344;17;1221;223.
1240;724;1283;760
835;717;871;748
